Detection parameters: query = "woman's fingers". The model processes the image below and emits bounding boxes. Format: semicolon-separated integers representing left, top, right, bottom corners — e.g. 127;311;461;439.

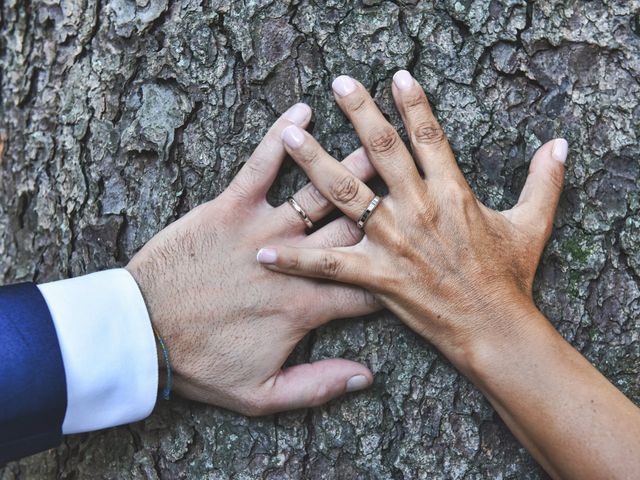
331;75;422;191
257;245;367;286
391;70;465;184
280;125;380;226
277;147;376;231
255;359;372;414
229;103;312;201
507;138;567;242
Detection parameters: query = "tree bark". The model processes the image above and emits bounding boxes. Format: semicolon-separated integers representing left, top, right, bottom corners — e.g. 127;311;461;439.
1;0;639;478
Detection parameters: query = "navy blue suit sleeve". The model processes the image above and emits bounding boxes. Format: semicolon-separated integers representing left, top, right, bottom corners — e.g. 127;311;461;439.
0;283;67;465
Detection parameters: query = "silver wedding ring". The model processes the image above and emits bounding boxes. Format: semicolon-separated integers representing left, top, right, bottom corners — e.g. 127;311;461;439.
287;196;314;229
357;195;381;229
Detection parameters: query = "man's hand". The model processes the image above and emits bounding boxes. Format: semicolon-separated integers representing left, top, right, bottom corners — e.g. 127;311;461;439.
126;103;379;416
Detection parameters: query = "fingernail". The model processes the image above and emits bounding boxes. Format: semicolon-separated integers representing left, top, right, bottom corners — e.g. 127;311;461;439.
281;125;305;148
332;75;357;96
256;248;277;264
283;103;310;125
346;374;370;392
551;138;568;164
393;70;414;90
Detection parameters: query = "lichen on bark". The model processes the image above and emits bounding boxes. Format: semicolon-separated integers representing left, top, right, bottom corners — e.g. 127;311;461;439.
1;1;639;478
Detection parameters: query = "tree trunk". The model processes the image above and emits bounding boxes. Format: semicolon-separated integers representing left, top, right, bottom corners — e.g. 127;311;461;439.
1;1;639;478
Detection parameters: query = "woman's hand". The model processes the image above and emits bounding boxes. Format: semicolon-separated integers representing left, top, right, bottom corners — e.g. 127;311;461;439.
126;103;380;416
257;72;567;369
258;73;640;480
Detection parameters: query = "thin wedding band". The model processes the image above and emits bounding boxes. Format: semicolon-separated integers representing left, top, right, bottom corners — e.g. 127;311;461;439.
357;195;381;229
287;196;314;229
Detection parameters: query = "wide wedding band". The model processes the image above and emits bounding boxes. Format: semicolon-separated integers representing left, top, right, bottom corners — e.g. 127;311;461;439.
357;195;381;229
287;196;314;229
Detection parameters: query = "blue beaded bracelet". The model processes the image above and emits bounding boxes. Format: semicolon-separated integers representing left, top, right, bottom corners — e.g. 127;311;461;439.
152;326;172;400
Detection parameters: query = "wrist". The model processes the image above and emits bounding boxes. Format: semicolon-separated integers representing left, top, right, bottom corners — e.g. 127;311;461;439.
439;301;551;380
125;263;169;392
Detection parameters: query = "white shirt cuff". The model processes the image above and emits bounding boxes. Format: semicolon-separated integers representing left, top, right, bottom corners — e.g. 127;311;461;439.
37;269;158;434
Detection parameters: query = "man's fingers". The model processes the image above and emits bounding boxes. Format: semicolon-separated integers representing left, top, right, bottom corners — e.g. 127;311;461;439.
258;359;373;414
303;216;363;249
310;283;380;326
280;125;380;227
229;103;312;201
277;147;376;231
508;138;568;241
391;70;464;184
256;245;366;286
331;75;422;191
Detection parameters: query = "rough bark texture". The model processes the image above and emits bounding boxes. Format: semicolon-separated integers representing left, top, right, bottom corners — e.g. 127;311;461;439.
1;0;639;478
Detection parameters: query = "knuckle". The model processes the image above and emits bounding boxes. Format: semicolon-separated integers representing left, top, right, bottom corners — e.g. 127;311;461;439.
413;122;445;146
330;175;360;204
441;180;474;204
372;264;402;294
414;199;439;224
403;188;438;223
310;383;330;407
228;181;248;200
386;228;411;256
546;165;565;192
403;91;427;110
299;144;321;166
284;253;301;271
244;159;266;182
343;94;368;114
317;253;342;278
230;166;261;199
368;127;400;156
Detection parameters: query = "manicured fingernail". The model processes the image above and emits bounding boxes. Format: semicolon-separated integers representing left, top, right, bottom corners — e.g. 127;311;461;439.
256;248;277;264
346;374;370;392
551;138;568;164
332;75;357;96
393;70;414;90
283;103;310;125
281;125;305;148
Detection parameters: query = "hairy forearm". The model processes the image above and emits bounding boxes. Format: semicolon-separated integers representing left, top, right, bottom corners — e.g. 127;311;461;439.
455;309;640;479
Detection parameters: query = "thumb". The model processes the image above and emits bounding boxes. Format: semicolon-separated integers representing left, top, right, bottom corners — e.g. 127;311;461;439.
510;138;567;240
259;359;373;414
